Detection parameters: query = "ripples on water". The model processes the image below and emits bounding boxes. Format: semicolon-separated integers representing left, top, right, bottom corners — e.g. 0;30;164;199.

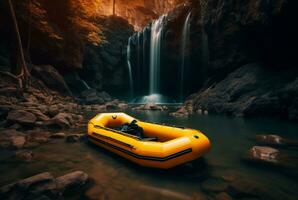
1;110;298;200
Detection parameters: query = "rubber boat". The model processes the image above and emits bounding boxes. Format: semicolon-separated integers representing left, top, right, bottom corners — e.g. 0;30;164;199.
87;113;211;169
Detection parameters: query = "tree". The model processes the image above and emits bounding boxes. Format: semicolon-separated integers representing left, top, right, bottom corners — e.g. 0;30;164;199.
4;0;30;90
113;0;116;15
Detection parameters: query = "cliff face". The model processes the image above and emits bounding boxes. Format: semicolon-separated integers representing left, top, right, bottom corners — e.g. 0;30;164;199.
94;0;186;30
163;0;298;120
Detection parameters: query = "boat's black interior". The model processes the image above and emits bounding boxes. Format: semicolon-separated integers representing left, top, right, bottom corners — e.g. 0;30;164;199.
114;120;158;141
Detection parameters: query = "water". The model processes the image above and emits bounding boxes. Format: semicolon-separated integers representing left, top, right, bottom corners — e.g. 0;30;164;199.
131;94;176;104
180;12;191;102
1;111;298;200
149;15;166;94
82;80;91;90
127;37;134;97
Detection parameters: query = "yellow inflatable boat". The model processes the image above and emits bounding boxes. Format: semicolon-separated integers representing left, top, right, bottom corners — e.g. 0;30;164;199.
87;113;211;169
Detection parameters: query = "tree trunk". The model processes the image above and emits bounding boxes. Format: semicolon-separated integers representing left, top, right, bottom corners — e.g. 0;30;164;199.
113;0;116;15
8;0;30;89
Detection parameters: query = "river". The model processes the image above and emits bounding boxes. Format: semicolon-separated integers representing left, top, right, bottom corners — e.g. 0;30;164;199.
1;110;298;200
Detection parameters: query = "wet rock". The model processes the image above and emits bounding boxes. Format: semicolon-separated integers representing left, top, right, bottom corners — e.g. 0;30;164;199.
170;106;189;117
0;129;26;149
65;134;86;143
7;110;37;126
0;172;57;200
15;150;34;162
45;113;83;129
244;146;280;164
0;171;89;200
201;178;229;193
56;171;88;192
133;103;165;111
27;130;51;143
118;103;129;110
50;132;66;139
255;134;298;147
215;192;233;200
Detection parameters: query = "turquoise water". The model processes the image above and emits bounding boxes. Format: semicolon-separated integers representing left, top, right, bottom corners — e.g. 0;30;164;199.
0;110;298;200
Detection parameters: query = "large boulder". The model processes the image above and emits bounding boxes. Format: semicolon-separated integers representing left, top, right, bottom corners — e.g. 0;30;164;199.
245;146;280;164
7;110;37;126
0;172;57;200
31;65;71;95
45;113;83;129
0;171;88;200
56;171;88;192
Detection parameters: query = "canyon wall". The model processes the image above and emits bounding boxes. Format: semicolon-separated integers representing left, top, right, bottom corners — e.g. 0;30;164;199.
163;0;298;120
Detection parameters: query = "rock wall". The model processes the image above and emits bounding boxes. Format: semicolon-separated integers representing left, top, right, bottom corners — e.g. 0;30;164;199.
0;0;135;95
164;0;298;120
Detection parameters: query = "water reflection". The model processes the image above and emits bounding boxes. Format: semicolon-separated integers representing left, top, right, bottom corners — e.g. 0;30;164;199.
1;111;298;200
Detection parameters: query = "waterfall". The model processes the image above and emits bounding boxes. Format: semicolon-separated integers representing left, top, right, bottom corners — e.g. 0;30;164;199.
180;12;191;102
127;37;134;97
81;80;90;90
149;15;166;94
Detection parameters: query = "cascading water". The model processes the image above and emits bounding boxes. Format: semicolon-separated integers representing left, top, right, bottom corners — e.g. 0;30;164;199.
127;14;176;104
180;12;191;102
127;37;134;98
149;15;166;95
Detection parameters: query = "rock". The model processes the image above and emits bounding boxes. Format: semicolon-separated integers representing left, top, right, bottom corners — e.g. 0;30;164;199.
244;146;280;163
91;105;106;111
65;134;86;143
255;134;298;147
215;192;233;200
0;129;26;149
56;171;88;192
0;171;89;199
47;105;59;117
0;172;57;200
45;113;82;129
25;109;50;122
105;100;121;110
118;103;129;110
80;89;105;104
170;106;189;117
133;103;165;111
11;135;26;149
27;130;51;143
7;110;37;126
50;132;66;139
201;178;229;193
15;150;34;162
31;65;71;95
